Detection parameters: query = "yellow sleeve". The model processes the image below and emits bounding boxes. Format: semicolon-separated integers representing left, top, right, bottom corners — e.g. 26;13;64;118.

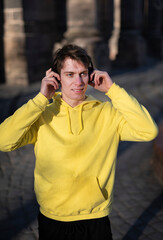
106;83;158;142
0;92;49;152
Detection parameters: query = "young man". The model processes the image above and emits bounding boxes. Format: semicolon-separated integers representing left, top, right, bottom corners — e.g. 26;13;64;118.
0;44;158;240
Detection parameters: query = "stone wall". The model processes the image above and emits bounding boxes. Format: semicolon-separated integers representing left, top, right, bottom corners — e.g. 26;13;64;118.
3;0;28;85
61;0;113;70
23;0;66;83
0;0;163;85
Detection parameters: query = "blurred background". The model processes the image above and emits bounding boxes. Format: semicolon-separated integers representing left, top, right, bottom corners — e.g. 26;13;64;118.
0;0;163;85
0;0;163;240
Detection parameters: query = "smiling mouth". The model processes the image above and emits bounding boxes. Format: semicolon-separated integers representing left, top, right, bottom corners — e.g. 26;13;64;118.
73;89;84;93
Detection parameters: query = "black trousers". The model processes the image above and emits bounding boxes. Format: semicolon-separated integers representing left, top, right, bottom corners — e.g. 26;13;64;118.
38;212;113;240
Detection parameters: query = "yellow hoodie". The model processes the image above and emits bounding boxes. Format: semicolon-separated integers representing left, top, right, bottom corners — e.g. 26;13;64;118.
0;83;158;221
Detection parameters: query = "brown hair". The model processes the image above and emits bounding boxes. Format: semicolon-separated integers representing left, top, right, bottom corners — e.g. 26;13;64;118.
52;44;93;74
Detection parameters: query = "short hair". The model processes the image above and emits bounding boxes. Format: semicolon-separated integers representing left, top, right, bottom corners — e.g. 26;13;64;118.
52;44;94;74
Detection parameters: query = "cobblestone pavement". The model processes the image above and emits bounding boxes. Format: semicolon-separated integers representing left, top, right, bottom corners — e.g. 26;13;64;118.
0;59;163;240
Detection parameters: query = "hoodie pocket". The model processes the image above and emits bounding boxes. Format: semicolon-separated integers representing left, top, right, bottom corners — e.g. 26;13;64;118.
39;176;106;217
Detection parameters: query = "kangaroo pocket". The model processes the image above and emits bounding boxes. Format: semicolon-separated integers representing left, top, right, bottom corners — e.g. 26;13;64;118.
37;175;106;217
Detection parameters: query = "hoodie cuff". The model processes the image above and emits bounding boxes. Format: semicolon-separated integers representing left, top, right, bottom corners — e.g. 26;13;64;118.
105;83;119;98
32;92;49;111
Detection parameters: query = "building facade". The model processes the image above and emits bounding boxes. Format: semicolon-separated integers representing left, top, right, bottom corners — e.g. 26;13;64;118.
0;0;163;85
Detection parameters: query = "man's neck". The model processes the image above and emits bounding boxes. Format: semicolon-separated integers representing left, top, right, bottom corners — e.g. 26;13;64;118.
61;95;86;108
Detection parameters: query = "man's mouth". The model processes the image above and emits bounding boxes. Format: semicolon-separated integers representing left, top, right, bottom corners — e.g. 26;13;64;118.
73;88;84;93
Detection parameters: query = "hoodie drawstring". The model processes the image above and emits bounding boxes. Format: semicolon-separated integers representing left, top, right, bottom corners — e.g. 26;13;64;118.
53;92;100;136
66;105;83;135
66;107;73;135
78;105;83;135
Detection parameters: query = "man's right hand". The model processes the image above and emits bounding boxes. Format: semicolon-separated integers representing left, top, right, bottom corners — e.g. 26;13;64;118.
40;68;61;99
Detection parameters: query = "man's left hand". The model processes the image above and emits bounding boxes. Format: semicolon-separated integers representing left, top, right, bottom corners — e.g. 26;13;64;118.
89;70;113;93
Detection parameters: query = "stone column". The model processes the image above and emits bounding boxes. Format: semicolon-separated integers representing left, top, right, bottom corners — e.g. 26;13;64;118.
23;0;66;83
3;0;28;85
58;0;111;71
0;1;5;84
116;0;146;67
53;0;67;42
147;0;163;59
96;0;113;41
109;0;121;60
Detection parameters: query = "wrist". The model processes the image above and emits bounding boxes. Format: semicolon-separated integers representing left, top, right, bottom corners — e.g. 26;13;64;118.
40;88;51;99
105;82;113;93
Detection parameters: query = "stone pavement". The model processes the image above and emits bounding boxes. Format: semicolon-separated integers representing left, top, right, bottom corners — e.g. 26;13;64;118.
0;59;163;240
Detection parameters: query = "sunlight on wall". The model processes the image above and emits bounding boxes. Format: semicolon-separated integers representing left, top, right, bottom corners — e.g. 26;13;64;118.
109;0;121;60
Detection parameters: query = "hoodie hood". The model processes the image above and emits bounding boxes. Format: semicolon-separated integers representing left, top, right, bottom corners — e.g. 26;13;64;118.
52;92;101;135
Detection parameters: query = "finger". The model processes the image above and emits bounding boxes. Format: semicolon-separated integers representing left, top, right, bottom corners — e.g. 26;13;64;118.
51;77;60;88
46;71;56;78
93;73;100;87
47;71;61;82
47;78;59;89
46;68;52;76
90;72;95;82
43;77;59;89
52;71;61;81
96;72;105;86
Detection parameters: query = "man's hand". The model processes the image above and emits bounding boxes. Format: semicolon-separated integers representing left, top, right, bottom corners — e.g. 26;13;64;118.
40;69;60;99
89;70;113;93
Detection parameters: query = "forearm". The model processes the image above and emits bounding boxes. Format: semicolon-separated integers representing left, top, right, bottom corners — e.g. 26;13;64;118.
106;83;158;141
0;92;49;152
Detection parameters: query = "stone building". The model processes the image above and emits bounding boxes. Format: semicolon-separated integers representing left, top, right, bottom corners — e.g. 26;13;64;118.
0;0;163;85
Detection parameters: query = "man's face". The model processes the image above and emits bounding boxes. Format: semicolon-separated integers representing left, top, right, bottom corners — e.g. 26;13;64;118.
60;58;89;107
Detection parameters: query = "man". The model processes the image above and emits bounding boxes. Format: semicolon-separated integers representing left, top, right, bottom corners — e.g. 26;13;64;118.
0;44;158;240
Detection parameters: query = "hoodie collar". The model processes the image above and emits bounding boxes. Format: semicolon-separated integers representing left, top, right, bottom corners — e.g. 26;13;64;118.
52;92;101;135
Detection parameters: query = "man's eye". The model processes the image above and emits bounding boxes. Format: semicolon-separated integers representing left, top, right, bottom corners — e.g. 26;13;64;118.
67;73;73;77
81;72;88;77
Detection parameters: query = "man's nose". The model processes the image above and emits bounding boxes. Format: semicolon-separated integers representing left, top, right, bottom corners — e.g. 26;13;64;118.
75;75;83;85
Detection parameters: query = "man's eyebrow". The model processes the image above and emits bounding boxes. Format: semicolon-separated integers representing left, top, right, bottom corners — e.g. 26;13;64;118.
64;70;88;74
64;71;74;73
80;70;89;74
